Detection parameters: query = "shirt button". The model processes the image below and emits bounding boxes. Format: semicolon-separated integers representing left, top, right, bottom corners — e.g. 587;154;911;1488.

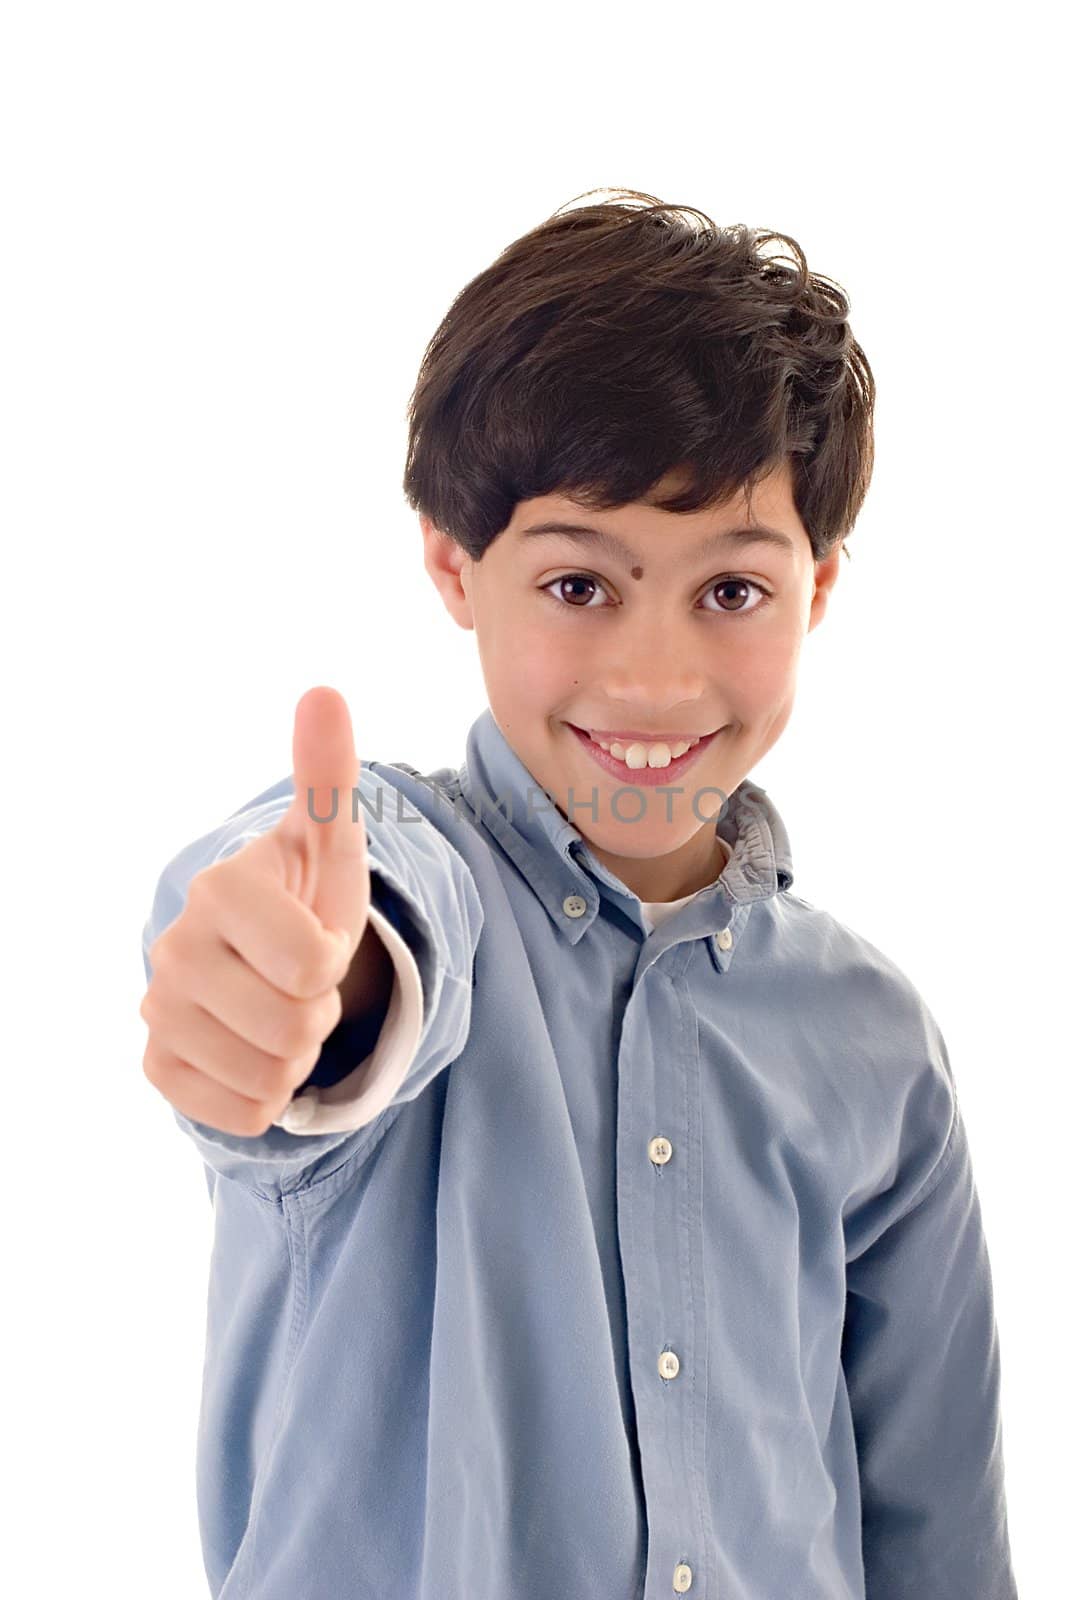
658;1350;681;1380
562;894;587;918
673;1561;693;1592
648;1136;673;1165
715;926;733;951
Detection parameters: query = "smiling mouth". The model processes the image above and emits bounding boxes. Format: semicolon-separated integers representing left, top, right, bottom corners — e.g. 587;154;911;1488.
565;722;723;785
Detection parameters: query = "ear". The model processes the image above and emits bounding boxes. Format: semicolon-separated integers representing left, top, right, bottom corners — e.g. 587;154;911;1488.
421;516;475;631
807;545;842;633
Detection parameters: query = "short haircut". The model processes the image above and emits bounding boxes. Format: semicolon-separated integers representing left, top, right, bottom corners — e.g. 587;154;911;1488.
402;187;875;565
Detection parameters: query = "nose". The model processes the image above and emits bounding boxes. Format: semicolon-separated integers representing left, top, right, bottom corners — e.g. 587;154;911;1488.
598;610;706;716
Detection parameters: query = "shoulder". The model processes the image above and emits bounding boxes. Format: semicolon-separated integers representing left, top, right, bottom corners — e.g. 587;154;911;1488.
769;886;957;1113
772;887;932;1014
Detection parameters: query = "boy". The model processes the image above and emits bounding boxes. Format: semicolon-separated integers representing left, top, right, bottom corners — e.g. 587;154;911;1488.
140;192;1018;1599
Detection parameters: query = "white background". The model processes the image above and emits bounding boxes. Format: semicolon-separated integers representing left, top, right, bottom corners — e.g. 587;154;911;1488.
3;2;1060;1593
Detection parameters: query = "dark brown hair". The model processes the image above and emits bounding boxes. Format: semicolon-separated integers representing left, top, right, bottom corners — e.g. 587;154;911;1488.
402;187;875;564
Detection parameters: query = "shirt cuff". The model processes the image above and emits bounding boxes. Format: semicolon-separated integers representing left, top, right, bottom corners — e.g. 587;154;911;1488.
272;903;424;1135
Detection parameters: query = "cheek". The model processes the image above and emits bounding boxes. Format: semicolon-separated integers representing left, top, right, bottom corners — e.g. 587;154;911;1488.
735;652;793;704
506;621;578;694
733;629;804;698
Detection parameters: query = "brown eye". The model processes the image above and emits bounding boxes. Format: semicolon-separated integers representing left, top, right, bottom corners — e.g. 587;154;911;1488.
542;574;608;608
713;579;751;611
702;578;773;619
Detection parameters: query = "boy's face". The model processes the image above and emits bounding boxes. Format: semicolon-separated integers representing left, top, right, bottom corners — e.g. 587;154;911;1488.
422;463;840;903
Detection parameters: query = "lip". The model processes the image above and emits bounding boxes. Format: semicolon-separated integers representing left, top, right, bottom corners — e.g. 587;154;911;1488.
581;727;709;742
565;722;722;787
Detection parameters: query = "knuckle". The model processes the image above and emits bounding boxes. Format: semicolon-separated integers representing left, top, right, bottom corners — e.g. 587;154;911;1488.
146;929;172;974
142;1043;168;1092
289;1045;323;1085
247;1056;286;1103
185;867;210;905
268;1053;319;1111
297;1000;329;1055
155;924;190;979
271;1004;318;1060
242;1104;275;1138
280;949;321;1000
185;867;220;919
319;986;344;1038
140;972;175;1030
221;1104;252;1137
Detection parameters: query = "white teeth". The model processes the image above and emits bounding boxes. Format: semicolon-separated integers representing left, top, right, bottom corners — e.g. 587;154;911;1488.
591;734;700;768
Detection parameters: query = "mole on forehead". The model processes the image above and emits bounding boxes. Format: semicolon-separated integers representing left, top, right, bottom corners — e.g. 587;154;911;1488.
630;565;643;579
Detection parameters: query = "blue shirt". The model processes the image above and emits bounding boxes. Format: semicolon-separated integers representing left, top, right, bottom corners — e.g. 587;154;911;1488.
141;705;1017;1599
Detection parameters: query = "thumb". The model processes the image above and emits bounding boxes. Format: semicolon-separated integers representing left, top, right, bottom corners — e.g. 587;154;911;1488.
276;685;368;939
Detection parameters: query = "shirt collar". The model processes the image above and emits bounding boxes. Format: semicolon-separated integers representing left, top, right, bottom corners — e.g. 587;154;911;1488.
456;706;794;963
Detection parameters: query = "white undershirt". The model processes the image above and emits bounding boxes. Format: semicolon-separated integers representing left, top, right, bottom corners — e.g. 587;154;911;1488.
639;835;735;931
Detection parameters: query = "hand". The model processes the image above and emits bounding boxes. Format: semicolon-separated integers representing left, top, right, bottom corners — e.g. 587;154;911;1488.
140;686;370;1136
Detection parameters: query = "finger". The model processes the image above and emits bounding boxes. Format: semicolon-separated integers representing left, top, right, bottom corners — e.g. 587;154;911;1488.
197;857;353;998
143;1037;281;1138
159;931;343;1062
142;989;320;1105
276;685;368;937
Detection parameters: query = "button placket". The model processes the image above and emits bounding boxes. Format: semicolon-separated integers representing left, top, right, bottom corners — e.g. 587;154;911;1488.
645;961;697;1596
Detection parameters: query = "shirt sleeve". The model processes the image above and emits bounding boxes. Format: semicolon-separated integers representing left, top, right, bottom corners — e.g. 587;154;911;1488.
841;1071;1018;1597
270;901;424;1135
140;760;483;1199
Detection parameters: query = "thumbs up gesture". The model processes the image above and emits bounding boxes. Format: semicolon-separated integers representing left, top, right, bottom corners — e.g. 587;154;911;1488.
140;688;371;1136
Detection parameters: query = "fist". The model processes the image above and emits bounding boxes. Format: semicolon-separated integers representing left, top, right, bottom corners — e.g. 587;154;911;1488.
140;686;370;1136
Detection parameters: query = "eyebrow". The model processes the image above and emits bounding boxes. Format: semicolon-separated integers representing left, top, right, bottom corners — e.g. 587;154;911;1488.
518;519;796;563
